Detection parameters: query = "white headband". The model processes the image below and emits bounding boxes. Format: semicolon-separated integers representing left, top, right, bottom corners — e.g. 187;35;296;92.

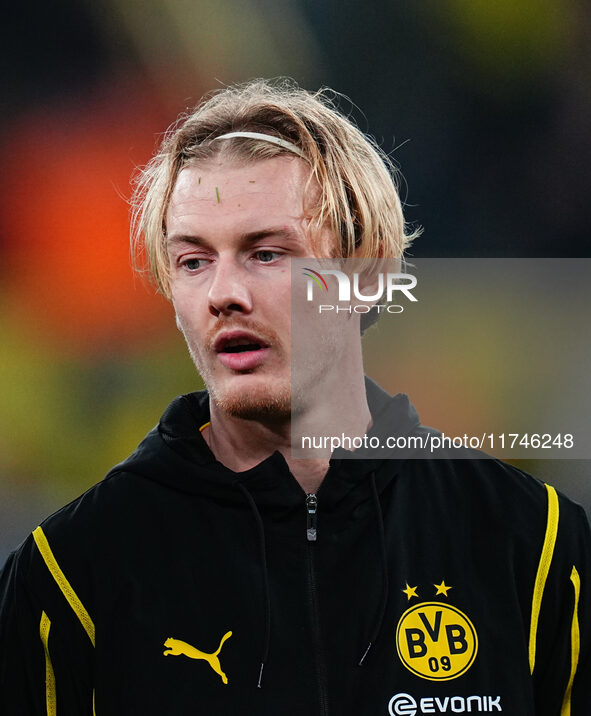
213;131;306;159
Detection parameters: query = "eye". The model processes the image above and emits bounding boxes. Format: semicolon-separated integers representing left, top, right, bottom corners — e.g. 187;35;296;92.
180;257;207;271
254;250;282;263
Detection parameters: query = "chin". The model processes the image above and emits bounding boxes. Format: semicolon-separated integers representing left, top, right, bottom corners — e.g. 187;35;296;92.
210;380;291;421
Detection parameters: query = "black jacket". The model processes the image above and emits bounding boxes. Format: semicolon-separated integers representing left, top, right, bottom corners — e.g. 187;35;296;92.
1;379;590;715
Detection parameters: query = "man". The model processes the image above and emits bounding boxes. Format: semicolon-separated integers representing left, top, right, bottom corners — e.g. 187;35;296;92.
0;79;589;715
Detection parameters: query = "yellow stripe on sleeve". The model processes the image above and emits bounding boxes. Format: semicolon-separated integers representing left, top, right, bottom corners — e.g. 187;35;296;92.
529;484;559;674
40;611;57;716
560;566;581;716
32;527;95;647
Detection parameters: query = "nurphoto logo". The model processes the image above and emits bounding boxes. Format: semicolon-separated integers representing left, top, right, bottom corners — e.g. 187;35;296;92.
303;267;418;314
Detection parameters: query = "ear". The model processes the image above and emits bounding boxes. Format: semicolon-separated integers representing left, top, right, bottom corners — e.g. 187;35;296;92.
355;269;381;295
175;312;183;332
354;256;402;310
355;259;382;299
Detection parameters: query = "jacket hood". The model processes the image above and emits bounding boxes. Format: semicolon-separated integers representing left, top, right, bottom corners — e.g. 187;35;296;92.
110;377;426;511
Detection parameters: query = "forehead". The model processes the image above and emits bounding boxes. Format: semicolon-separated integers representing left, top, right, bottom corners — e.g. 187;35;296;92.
166;156;316;232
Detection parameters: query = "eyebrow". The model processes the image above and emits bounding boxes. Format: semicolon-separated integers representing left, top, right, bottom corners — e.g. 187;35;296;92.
166;226;301;250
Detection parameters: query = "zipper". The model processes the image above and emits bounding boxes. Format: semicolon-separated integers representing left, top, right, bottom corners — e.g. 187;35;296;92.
306;493;318;541
305;493;329;716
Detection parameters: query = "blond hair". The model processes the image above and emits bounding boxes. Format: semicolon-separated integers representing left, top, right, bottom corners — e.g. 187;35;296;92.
131;78;419;301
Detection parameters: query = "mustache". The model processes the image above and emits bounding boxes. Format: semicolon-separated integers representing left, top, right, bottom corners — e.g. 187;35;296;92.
205;318;284;351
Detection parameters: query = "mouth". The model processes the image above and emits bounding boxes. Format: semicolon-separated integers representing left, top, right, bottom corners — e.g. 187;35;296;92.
215;331;269;354
214;331;271;371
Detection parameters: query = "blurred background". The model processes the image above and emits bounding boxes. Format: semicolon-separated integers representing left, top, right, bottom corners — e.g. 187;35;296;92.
1;0;590;563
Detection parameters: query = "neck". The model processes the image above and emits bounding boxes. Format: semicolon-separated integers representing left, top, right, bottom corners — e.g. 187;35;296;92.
202;372;371;494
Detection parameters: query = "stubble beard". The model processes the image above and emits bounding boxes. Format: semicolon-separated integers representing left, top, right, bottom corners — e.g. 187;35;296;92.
212;380;291;421
182;319;292;421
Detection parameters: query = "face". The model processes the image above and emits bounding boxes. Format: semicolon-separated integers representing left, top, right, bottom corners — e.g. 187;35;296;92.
166;155;333;420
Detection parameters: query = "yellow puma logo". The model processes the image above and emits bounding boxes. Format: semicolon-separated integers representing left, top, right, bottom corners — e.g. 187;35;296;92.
163;631;233;684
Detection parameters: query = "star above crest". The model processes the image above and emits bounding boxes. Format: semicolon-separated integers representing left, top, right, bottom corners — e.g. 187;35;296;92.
434;580;453;597
402;583;419;601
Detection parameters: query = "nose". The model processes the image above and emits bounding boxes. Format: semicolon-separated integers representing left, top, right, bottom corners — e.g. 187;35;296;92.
207;257;254;318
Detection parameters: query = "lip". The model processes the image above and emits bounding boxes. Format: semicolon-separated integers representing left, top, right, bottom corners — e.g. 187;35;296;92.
217;346;270;371
214;330;270;371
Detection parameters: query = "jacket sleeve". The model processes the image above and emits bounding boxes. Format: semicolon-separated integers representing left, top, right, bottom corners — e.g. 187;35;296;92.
0;546;46;713
0;534;94;715
533;494;591;715
562;503;591;715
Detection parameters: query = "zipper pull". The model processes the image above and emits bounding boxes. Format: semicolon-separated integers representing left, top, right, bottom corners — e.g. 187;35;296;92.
306;493;318;542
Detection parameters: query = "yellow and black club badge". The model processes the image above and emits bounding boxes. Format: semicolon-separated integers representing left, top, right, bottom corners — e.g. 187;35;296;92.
396;581;478;681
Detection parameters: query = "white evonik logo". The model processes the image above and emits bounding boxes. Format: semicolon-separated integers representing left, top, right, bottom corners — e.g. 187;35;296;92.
388;692;502;716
